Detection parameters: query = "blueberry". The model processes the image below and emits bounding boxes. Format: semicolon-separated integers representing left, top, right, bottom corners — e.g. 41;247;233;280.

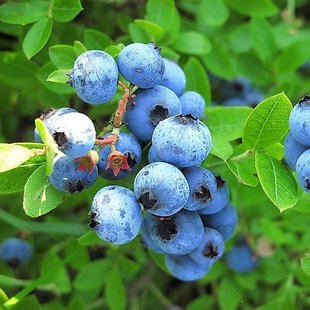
117;42;165;89
0;238;32;267
198;175;229;215
182;167;217;211
148;145;162;163
124;85;182;142
296;149;310;193
289;96;310;146
245;89;264;107
221;77;251;99
284;132;308;170
223;97;248;107
52;112;96;158
226;238;260;273
140;213;164;253
34;107;77;143
188;227;225;265
179;91;206;119
134;162;189;216
152;114;212;168
150;209;204;255
201;201;238;241
90;186;142;245
160;58;186;96
49;154;98;194
165;253;211;281
71;50;119;104
97;132;142;180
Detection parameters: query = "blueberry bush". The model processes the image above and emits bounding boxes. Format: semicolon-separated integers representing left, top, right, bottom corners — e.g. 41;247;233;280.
1;0;310;309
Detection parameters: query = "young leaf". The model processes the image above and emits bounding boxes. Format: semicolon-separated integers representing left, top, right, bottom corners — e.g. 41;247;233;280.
242;93;292;150
0;144;35;173
199;0;229;27
218;277;242;310
134;19;165;42
84;29;114;50
255;151;298;211
0;163;42;194
184;57;210;104
225;0;278;17
0;1;49;25
23;165;69;217
49;45;76;69
105;270;126;310
52;0;83;23
174;31;211;55
47;69;71;84
250;17;276;65
23;18;53;59
74;40;87;56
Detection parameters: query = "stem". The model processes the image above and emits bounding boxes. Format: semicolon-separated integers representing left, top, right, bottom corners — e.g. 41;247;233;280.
95;134;118;147
47;0;55;18
149;283;173;308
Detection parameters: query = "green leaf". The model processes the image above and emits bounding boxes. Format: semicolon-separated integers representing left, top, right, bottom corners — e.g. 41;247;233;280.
129;23;149;43
210;135;233;160
255;151;298;211
74;40;87;56
205;106;252;141
145;0;175;32
74;259;112;291
186;295;215;310
242;93;292;150
250;18;276;65
0;288;8;307
49;45;76;70
52;0;83;23
35;118;57;175
148;250;169;274
0;144;35;173
78;231;102;246
134;19;165;42
47;69;71;84
105;270;126;310
226;0;278;17
236;53;274;86
183;57;210;104
301;253;310;276
276;39;310;73
0;163;42;195
84;29;114;50
23;165;69;217
199;0;229;26
13;295;41;310
0;1;49;25
218;277;242;310
174;31;211;55
226;158;258;187
104;45;122;58
23;18;53;59
201;40;234;80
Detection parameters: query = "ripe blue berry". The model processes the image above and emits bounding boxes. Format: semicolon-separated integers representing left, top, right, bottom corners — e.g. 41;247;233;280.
245;89;264;107
90;186;142;245
160;58;186;96
284;132;308;170
296;149;310;193
52;112;96;158
223;97;248;107
150;209;204;255
49;154;98;194
97;132;142;180
70;50;119;104
199;175;229;215
289;96;310;146
140;213;164;253
148;145;162;163
117;42;165;88
179;91;206;119
226;238;260;273
0;238;32;267
165;253;211;281
182;167;217;211
134;162;189;216
152;114;212;168
124;85;182;142
201;201;238;241
188;227;225;265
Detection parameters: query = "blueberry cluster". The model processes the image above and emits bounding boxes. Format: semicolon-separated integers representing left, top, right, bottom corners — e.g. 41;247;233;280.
34;42;239;281
285;95;310;193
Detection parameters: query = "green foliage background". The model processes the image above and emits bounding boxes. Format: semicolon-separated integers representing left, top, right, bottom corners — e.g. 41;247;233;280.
1;0;310;309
